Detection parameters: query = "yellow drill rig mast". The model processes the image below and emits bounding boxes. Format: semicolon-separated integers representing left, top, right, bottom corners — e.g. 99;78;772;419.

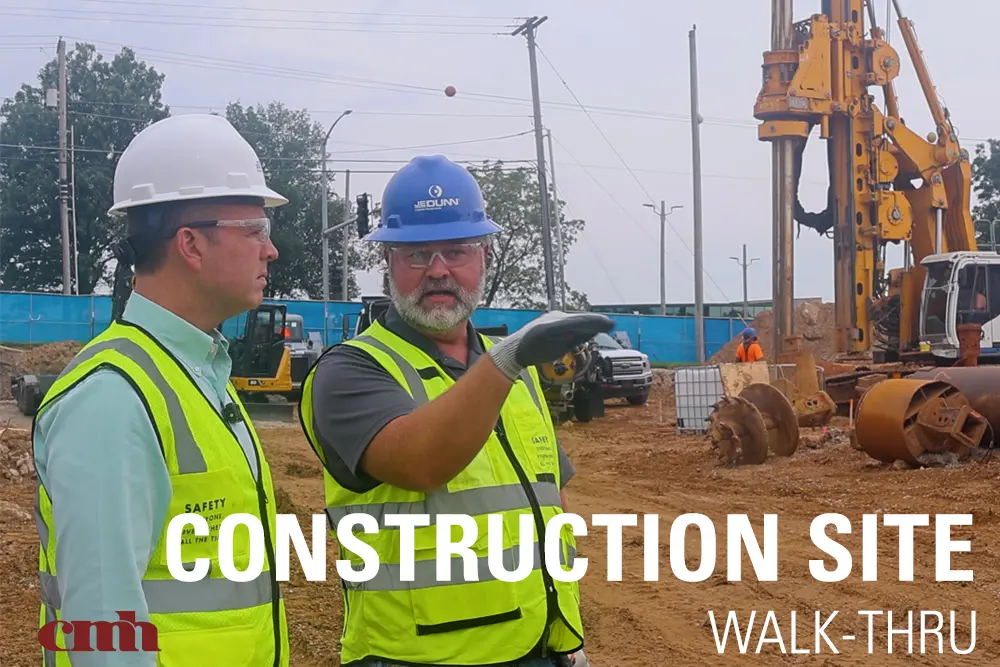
754;0;979;362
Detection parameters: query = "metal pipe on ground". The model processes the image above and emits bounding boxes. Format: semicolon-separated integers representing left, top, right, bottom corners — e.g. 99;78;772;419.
854;377;988;466
907;366;1000;448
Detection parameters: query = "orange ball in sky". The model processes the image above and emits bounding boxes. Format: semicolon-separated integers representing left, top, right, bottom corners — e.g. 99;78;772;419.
444;85;456;97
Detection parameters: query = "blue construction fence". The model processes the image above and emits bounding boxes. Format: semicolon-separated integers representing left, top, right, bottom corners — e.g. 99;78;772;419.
0;291;753;364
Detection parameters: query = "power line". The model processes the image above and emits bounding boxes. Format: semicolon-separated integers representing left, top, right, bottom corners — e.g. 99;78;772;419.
2;33;995;144
557;199;630;304
71;0;517;20
9;36;765;128
0;155;530;175
334;130;533;155
0;8;508;35
0;129;534;159
538;48;732;303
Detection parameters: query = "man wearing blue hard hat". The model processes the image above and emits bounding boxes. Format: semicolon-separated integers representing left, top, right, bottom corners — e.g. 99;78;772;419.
299;154;608;666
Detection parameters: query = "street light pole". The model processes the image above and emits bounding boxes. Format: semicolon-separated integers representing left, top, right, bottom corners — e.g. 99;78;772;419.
321;109;352;302
644;201;682;316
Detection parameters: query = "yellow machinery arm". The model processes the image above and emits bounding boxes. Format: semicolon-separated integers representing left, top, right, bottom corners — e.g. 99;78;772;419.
753;0;977;358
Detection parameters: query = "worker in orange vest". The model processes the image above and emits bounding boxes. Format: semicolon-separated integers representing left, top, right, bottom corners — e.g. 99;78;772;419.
736;327;765;362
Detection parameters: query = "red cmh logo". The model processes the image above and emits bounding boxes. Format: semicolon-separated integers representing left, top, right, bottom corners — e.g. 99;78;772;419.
38;611;159;652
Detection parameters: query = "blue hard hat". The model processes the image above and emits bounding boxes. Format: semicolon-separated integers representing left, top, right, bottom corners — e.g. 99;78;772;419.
742;327;756;338
364;154;503;243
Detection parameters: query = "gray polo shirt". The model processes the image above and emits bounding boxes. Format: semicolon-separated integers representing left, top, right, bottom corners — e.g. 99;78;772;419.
306;305;576;494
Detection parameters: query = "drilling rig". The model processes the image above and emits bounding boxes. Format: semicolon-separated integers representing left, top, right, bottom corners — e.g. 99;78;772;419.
753;0;998;367
711;0;1000;467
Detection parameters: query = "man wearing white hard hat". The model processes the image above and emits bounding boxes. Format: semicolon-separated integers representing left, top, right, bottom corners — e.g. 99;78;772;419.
31;114;291;666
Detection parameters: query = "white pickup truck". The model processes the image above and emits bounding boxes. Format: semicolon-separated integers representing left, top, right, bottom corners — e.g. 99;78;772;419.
590;332;653;405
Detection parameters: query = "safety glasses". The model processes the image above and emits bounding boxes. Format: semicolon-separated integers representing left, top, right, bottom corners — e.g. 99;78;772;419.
186;217;271;242
388;241;485;269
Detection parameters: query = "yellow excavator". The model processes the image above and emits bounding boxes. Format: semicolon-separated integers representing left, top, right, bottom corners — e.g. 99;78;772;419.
228;304;299;421
754;0;997;367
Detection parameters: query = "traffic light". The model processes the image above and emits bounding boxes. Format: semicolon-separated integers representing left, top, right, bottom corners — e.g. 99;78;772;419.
356;193;370;237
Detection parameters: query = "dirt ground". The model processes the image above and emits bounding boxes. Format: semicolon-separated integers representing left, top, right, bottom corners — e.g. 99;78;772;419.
2;377;999;665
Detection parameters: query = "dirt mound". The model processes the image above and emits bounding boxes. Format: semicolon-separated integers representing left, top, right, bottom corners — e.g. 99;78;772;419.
0;341;81;400
710;301;839;363
21;341;82;374
0;425;33;483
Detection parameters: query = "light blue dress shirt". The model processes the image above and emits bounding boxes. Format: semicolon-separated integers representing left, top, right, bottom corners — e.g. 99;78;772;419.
33;292;260;665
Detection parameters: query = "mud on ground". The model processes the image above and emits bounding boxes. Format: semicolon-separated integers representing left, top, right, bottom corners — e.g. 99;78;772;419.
2;380;999;665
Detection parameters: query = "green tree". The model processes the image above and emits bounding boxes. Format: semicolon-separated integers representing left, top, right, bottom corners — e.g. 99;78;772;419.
470;161;588;310
0;42;169;292
356;160;589;309
224;101;362;300
972;139;1000;248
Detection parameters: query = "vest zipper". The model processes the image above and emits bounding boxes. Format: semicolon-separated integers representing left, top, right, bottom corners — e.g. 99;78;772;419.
493;415;558;657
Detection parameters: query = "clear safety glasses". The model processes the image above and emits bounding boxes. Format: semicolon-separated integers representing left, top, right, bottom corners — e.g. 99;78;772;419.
388;241;485;269
187;217;271;242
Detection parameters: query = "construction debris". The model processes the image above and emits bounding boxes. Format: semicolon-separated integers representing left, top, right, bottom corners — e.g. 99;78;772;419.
0;422;33;483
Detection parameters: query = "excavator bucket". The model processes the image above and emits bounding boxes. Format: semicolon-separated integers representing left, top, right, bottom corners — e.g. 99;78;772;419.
242;400;296;424
707;381;799;466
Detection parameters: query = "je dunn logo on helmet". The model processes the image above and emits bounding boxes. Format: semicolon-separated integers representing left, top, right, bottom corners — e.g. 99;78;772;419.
415;183;461;212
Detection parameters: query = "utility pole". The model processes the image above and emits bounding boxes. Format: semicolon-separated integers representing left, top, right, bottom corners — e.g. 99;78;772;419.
545;128;566;310
320;109;352;302
513;16;557;311
771;0;795;357
644;201;683;316
689;25;706;362
730;244;760;321
70;124;79;295
342;169;351;301
57;37;71;295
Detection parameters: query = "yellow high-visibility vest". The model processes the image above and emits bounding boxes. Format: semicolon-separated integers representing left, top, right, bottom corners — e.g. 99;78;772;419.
299;319;585;665
33;320;289;667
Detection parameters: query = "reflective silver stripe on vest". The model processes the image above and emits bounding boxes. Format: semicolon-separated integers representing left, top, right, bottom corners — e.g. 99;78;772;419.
34;482;49;555
58;337;207;474
326;480;561;529
43;602;57;667
352;334;429;404
343;541;577;591
518;368;543;413
357;333;544;416
483;335;544;414
39;569;272;614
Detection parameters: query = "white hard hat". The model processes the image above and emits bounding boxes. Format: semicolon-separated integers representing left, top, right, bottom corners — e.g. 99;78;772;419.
108;113;288;216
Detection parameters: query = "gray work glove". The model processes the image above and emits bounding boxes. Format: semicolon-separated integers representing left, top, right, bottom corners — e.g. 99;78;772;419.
487;310;615;381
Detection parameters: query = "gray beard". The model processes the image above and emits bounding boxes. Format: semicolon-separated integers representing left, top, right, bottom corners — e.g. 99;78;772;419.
388;269;486;332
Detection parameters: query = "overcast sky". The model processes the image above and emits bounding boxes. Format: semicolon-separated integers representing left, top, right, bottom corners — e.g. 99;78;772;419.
1;0;996;307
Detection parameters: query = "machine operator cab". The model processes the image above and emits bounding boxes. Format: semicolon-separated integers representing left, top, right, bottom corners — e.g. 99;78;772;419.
919;250;1000;362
